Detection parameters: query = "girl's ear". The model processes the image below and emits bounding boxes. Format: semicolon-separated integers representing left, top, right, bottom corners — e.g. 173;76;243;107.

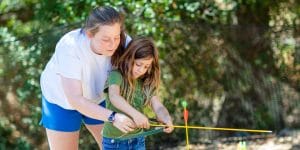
147;68;151;74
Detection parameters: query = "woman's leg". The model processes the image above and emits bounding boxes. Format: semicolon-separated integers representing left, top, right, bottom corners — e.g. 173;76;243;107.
46;128;80;150
41;97;82;149
85;124;104;149
83;100;106;148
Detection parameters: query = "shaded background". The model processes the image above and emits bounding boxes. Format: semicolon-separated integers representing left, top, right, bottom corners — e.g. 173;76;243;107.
0;0;299;149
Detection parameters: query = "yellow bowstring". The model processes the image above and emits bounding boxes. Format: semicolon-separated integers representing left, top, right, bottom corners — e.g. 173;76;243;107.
149;124;272;133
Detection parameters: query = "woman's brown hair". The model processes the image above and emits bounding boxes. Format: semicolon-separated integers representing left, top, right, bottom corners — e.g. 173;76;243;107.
82;6;126;65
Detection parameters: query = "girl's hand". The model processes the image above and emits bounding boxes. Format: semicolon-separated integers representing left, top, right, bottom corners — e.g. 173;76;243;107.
163;120;174;133
113;113;136;133
132;112;150;129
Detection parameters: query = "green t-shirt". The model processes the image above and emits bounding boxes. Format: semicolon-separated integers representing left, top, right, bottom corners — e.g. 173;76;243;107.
102;70;145;138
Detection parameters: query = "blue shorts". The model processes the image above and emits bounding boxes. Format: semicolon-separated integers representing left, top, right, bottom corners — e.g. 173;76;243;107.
40;96;105;132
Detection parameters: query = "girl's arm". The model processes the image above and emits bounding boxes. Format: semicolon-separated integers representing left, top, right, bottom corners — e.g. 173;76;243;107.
60;76;135;133
151;96;174;133
109;84;150;129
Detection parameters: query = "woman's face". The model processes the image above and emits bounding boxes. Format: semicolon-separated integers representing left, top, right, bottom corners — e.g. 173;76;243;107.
132;58;153;79
87;23;121;56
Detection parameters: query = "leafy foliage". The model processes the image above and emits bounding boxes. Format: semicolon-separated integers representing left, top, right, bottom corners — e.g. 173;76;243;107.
0;0;299;149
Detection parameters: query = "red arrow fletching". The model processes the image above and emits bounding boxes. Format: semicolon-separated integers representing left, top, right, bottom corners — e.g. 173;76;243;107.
184;109;188;122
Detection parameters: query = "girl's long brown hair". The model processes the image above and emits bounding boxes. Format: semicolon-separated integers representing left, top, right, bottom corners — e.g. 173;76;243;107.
117;37;160;105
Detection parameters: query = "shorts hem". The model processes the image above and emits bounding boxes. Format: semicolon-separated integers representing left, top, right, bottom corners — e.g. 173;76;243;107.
42;124;80;132
83;121;105;125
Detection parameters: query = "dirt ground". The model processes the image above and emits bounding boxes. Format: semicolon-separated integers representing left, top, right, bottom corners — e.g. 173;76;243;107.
163;131;300;150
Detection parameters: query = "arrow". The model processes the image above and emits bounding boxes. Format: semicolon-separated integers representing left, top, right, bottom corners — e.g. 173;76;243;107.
181;100;190;150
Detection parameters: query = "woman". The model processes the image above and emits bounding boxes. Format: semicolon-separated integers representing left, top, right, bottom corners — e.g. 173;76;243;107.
40;6;135;149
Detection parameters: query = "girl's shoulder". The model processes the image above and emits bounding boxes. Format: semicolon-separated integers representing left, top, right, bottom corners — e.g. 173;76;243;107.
109;69;122;77
107;69;123;86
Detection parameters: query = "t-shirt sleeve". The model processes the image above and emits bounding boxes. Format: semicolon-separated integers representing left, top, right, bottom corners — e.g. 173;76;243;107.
108;70;123;86
104;70;123;93
55;38;82;80
125;34;132;48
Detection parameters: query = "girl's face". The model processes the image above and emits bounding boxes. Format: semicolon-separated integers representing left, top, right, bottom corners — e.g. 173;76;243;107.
132;58;153;79
87;23;121;56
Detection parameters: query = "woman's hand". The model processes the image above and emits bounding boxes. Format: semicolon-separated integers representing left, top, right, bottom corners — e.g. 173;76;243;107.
113;113;136;133
132;112;150;129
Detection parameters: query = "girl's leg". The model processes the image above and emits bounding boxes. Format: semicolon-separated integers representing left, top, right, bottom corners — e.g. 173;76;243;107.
85;124;104;149
102;137;122;150
46;128;80;150
134;137;146;150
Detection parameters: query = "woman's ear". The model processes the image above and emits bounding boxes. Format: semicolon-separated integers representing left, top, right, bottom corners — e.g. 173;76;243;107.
86;30;93;39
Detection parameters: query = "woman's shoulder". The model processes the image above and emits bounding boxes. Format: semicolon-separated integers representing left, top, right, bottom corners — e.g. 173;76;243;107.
57;29;82;47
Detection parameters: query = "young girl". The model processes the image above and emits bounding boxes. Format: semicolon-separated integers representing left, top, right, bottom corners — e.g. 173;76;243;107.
40;6;135;149
102;37;174;149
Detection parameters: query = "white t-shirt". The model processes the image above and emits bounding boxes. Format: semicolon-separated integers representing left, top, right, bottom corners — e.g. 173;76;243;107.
40;29;131;110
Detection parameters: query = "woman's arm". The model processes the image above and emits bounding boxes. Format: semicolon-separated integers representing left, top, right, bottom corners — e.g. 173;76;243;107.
108;84;150;129
60;76;135;133
151;96;174;133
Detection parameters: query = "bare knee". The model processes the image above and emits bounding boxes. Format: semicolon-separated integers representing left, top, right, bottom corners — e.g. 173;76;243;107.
85;124;104;148
85;124;103;136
